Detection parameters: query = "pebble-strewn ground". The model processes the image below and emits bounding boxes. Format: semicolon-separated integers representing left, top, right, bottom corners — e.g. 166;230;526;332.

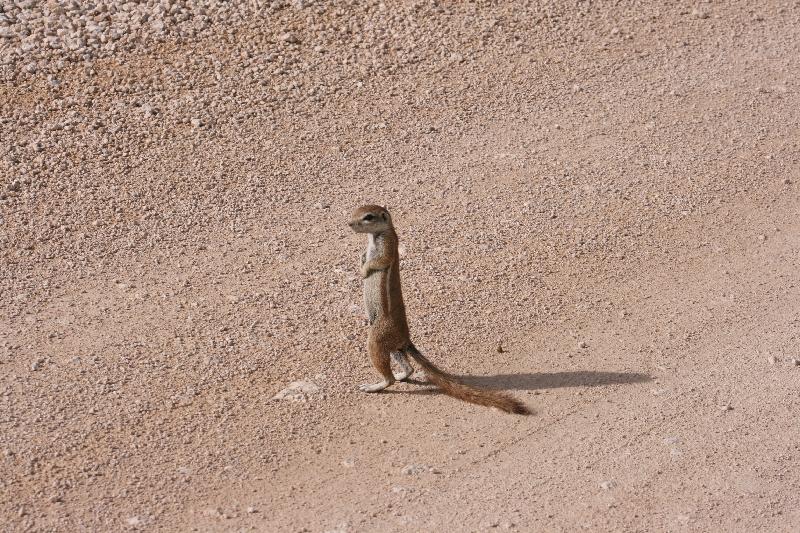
2;1;800;531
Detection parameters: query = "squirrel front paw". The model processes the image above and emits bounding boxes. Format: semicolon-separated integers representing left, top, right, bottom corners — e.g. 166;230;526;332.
360;264;371;278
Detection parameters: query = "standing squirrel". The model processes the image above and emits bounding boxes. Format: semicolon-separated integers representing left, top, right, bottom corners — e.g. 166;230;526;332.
348;205;530;415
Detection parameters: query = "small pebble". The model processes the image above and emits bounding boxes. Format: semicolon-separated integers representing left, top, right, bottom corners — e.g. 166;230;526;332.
272;380;321;401
401;464;430;475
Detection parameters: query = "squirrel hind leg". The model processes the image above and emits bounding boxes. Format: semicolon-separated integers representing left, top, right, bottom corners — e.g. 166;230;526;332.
390;351;414;381
361;343;395;393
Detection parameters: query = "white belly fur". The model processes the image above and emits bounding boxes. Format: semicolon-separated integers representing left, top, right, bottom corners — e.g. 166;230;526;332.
363;234;382;323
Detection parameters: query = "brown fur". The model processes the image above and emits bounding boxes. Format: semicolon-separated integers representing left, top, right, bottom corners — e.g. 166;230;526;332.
349;205;530;415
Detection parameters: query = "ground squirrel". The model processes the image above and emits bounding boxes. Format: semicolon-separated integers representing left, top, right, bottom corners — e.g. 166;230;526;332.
348;205;530;415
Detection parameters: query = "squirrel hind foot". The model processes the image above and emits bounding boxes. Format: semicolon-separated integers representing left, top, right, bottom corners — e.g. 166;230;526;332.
391;352;414;381
359;380;393;393
393;370;413;381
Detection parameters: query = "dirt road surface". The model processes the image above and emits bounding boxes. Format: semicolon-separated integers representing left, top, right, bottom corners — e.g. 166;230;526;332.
2;1;799;531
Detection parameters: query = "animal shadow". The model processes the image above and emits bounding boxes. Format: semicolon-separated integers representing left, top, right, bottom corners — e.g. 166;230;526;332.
389;370;649;396
459;370;651;391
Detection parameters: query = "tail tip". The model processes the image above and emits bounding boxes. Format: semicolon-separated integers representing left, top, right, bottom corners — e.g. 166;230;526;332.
508;401;532;415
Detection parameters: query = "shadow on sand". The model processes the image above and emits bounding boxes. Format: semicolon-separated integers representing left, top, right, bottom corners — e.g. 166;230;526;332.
459;370;651;391
389;370;650;394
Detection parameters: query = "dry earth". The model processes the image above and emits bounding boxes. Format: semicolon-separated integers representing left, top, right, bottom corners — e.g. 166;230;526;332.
2;1;800;532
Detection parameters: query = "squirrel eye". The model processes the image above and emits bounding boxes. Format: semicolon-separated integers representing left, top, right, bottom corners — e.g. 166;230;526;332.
363;214;375;221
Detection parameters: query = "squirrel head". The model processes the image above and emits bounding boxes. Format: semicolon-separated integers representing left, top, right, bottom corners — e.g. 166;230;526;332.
348;205;393;234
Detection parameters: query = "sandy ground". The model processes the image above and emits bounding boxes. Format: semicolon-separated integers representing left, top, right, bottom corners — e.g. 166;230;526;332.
2;1;800;531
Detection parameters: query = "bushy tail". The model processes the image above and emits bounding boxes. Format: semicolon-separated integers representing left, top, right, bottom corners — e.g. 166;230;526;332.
405;345;530;415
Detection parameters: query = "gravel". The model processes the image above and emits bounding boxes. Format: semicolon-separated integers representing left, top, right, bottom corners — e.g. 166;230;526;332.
1;0;263;69
2;0;799;531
